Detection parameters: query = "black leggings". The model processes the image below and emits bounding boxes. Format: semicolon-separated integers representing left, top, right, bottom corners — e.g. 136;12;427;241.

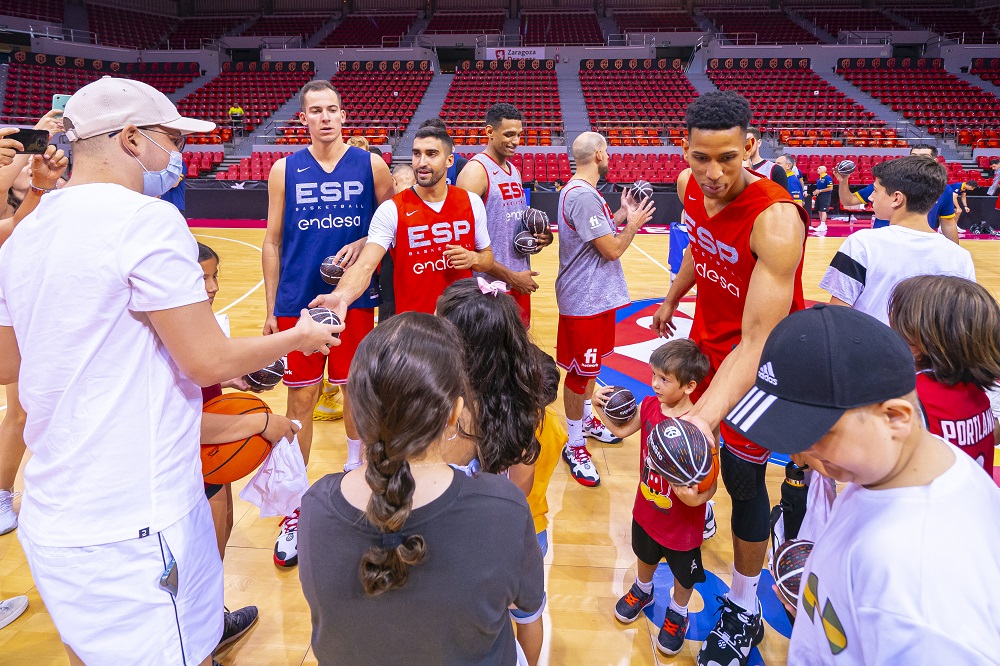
720;446;770;542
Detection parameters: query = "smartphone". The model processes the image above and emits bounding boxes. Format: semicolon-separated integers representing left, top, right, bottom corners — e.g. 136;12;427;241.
52;94;71;112
159;556;178;596
8;128;49;154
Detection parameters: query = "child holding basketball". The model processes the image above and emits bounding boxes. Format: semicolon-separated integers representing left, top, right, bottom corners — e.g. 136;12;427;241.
889;275;1000;480
593;339;719;656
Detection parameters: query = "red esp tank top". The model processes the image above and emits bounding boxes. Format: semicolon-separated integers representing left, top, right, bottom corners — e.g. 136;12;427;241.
390;186;477;315
685;172;808;463
917;372;996;479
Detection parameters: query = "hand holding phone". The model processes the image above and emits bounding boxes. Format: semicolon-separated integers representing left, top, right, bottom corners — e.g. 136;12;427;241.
0;127;25;167
6;128;49;155
52;94;71;113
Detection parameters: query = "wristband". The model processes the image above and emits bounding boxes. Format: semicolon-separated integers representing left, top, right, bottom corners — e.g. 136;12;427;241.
29;183;54;196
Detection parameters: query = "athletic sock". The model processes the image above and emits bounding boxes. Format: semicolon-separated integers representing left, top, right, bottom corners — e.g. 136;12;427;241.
583;400;593;424
567;418;583;447
346;438;363;465
727;571;761;614
635;577;653;595
668;595;688;617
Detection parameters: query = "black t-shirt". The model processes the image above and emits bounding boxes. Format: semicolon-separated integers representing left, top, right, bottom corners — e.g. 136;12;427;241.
299;468;544;665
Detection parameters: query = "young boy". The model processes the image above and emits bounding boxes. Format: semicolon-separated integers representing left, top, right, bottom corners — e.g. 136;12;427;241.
725;303;1000;664
593;339;719;656
820;156;975;326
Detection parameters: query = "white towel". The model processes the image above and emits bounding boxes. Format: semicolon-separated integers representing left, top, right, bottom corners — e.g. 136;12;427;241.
239;422;309;518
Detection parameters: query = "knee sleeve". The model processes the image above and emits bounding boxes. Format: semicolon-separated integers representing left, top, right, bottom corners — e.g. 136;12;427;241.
564;371;589;395
720;447;770;542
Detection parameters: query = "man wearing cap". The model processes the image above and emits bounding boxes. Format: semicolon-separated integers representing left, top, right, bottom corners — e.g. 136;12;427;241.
725;304;1000;664
0;77;341;665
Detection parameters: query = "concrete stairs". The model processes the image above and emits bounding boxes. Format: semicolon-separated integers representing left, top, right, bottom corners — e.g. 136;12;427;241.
816;70;930;140
556;68;590;149
598;16;618;41
167;71;218;105
306;16;340;47
226;15;259;39
397;72;453;154
685;68;719;96
785;9;834;43
503;18;520;44
63;1;89;33
407;18;427;39
956;71;1000;99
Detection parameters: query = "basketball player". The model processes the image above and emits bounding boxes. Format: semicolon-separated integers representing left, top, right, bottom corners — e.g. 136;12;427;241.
309;124;493;319
457;103;553;326
950;180;976;229
420;117;468;184
651;91;808;666
0;77;340;666
263;80;394;567
556;132;655;487
745;127;787;189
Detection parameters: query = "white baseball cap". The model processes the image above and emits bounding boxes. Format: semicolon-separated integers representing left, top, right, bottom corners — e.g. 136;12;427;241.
64;76;215;141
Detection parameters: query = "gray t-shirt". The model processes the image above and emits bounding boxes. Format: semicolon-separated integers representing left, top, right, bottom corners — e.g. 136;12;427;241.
555;179;630;316
299;468;544;666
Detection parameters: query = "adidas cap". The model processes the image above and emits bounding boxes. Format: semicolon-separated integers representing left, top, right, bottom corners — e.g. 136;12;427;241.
64;76;215;142
723;304;916;455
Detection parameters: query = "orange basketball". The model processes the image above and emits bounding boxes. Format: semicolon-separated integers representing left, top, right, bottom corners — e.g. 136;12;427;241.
201;392;273;484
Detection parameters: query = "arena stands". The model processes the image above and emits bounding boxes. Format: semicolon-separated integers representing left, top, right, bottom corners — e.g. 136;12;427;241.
893;8;1000;43
613;11;700;33
86;3;176;49
838;65;1000;143
181;150;224;179
792;154;990;187
240;14;329;39
424;12;505;34
709;66;887;146
971;60;1000;88
0;0;63;23
521;12;604;46
798;9;906;35
175;67;313;133
319;14;415;47
169;16;247;47
441;68;562;145
606;152;687;184
702;9;821;44
456;151;571;184
580;66;699;146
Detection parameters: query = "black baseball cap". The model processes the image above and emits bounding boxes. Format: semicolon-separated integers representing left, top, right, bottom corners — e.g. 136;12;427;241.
723;304;916;455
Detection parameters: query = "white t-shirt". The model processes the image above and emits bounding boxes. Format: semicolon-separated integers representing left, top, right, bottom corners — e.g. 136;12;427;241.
367;191;491;251
819;225;975;325
789;443;1000;665
0;184;209;547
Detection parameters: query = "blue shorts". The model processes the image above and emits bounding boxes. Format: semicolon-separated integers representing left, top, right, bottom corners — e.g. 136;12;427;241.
668;222;689;275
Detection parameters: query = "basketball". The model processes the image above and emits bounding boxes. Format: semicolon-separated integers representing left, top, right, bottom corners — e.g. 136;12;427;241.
320;255;345;286
514;230;539;255
632;179;654;200
309;307;341;337
835;159;857;176
646;417;713;486
523;207;549;235
772;539;814;608
602;386;636;426
245;358;285;391
201;392;273;484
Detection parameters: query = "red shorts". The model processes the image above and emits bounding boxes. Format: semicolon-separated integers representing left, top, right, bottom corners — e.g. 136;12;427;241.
277;308;375;387
556;309;617;378
512;291;531;328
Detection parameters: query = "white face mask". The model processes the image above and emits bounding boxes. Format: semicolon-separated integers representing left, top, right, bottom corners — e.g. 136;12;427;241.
132;130;184;197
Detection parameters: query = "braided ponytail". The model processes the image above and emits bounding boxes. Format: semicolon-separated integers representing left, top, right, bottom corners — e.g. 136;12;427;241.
347;312;472;596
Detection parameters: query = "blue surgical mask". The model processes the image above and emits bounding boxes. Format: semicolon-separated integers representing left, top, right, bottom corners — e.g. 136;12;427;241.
133;130;185;197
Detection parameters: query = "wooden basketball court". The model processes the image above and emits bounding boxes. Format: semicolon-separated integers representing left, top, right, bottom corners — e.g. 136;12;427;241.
1;229;997;665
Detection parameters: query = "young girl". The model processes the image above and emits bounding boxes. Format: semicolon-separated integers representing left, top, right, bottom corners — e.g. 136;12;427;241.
890;275;1000;481
298;313;544;665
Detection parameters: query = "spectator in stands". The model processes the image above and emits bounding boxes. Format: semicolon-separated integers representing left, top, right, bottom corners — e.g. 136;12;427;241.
346;136;369;151
776;155;805;204
420;118;468;185
554;179;563;191
228;101;245;136
812;165;833;234
745;127;788;190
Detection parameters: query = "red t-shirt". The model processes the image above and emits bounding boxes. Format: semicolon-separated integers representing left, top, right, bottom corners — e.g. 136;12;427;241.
917;371;996;478
685;172;808;464
633;396;720;552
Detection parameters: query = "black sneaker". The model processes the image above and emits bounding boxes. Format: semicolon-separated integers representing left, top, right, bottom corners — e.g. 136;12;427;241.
656;607;689;656
614;582;654;623
697;596;765;666
215;605;259;654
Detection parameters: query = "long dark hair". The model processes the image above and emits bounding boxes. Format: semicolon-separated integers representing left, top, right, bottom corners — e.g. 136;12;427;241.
347;312;475;596
436;278;543;474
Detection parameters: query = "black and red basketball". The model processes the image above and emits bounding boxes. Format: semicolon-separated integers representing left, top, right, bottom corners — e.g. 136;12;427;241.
523;207;549;235
646;417;713;486
320;255;345;286
201;393;273;484
772;539;814;607
514;230;539;255
602;387;637;426
309;307;341;338
835;160;857;176
245;358;285;391
632;179;654;201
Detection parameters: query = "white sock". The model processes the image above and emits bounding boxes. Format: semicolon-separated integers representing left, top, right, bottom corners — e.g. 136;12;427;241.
635;577;653;594
346;438;363;465
727;571;761;614
583;400;593;423
567;418;583;447
669;594;688;617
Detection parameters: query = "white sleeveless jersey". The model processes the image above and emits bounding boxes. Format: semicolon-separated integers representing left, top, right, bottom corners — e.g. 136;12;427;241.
471;152;529;277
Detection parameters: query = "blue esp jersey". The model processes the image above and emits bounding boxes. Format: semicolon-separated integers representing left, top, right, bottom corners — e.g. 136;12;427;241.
275;146;378;316
925;184;957;231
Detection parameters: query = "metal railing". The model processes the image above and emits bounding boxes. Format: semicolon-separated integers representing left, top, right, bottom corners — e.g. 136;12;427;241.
837;31;892;45
721;32;760;45
28;24;98;44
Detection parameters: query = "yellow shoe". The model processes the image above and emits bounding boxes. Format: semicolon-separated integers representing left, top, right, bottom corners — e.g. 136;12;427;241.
313;382;344;421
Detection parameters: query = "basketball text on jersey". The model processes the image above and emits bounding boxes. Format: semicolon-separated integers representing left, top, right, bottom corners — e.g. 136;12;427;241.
686;213;742;298
407;220;472;274
938;409;996;449
294;181;366;230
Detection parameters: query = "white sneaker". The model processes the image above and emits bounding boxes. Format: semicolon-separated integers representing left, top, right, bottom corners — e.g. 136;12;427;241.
273;508;299;568
0;490;18;536
815;223;828;234
583;416;622;444
0;595;28;630
562;443;601;487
